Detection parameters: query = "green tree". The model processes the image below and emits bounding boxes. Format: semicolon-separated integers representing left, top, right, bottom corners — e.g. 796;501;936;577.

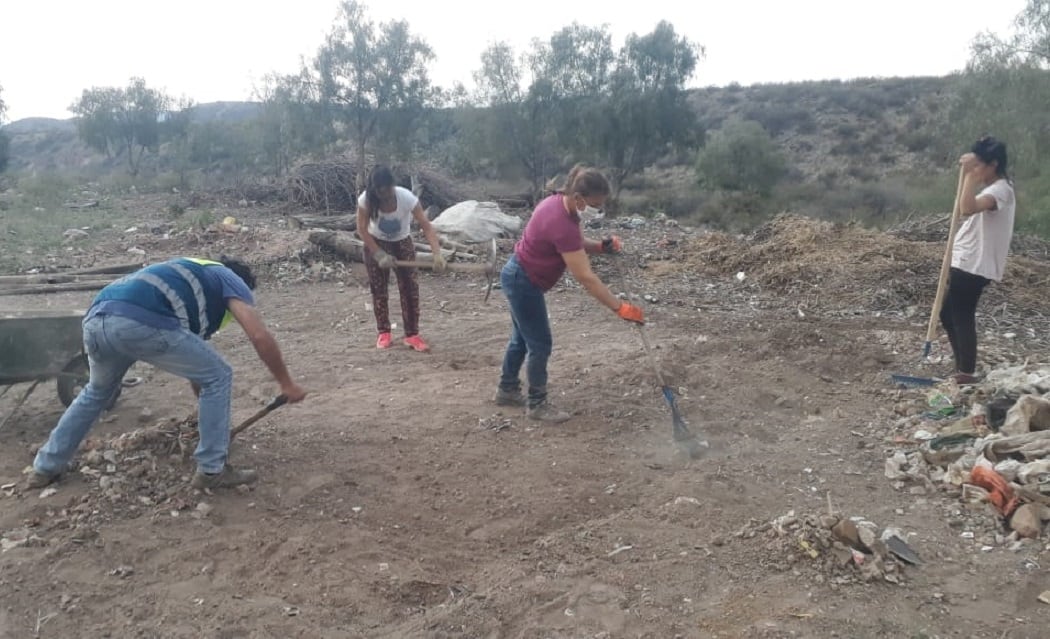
313;0;435;185
947;0;1050;231
948;0;1050;167
161;98;195;188
69;77;173;175
254;71;328;177
0;83;9;173
593;21;703;199
532;23;616;98
472;41;559;195
695;118;786;197
970;0;1050;70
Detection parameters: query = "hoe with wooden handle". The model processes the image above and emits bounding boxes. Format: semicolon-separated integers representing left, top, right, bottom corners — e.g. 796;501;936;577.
923;166;967;359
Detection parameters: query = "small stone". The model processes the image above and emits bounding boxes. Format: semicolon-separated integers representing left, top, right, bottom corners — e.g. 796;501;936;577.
110;565;134;578
138;408;154;423
857;526;877;550
1010;504;1043;539
832;520;863;549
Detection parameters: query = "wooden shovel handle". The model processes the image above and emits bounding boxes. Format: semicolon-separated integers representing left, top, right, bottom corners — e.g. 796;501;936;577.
925;166;967;344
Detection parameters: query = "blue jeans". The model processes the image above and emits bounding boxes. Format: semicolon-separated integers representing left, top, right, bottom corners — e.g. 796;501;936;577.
499;255;552;407
34;314;233;475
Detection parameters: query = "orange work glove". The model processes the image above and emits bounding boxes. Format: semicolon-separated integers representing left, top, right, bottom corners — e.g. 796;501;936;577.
602;236;624;254
970;465;1020;517
616;302;644;324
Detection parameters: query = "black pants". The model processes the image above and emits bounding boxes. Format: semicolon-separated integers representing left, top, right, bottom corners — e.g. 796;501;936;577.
939;268;990;375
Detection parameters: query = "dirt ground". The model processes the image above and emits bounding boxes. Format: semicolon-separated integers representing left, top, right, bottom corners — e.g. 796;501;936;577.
2;210;1050;638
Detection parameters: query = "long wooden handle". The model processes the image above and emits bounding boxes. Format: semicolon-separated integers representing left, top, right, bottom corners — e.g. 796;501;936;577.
230;394;287;439
925;166;967;343
392;260;493;273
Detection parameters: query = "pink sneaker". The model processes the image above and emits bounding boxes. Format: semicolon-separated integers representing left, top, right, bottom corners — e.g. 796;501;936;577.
403;335;430;352
376;332;393;349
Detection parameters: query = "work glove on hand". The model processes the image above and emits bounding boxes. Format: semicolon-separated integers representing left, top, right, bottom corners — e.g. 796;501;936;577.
616;302;644;324
431;252;448;274
602;235;624;254
373;249;395;269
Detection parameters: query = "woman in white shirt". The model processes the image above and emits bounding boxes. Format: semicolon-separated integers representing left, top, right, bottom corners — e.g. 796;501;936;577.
356;165;446;352
941;136;1015;384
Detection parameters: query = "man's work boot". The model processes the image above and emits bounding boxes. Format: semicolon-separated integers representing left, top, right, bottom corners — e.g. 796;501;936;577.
494;388;526;407
527;401;572;423
25;470;59;490
191;464;258;489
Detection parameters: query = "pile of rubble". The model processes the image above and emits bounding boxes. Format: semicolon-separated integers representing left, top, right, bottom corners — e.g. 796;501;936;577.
736;508;920;586
8;417;219;549
885;363;1050;544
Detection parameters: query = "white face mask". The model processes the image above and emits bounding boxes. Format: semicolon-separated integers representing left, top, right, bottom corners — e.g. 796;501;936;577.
582;205;602;218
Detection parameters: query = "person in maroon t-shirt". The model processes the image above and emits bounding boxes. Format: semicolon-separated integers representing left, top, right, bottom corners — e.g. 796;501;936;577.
494;164;645;422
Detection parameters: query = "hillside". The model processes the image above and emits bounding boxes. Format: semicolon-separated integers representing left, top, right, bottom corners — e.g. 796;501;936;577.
0;79;956;179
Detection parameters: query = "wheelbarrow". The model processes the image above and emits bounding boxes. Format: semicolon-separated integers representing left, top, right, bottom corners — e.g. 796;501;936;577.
0;309;119;428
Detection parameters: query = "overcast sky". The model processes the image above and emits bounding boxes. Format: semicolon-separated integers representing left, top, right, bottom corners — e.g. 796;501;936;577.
0;0;1026;121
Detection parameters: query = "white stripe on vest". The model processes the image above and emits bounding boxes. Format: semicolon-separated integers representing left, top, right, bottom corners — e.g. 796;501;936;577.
168;262;210;335
136;272;191;331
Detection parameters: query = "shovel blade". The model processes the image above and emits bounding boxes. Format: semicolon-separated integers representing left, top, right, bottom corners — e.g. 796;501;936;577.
661;386;708;456
890;374;940;388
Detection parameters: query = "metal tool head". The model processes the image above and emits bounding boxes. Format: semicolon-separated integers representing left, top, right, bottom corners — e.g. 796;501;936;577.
483;238;498;303
662;386;709;458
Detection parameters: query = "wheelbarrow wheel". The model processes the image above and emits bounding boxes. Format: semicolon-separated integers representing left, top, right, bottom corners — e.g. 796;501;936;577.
57;355;120;410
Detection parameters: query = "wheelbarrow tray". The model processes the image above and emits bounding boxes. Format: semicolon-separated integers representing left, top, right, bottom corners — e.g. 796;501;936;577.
0;310;86;384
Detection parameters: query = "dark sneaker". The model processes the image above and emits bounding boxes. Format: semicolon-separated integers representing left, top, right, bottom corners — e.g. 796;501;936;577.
191;464;258;489
952;372;980;386
494;389;526;407
527;401;572;423
25;470;59;489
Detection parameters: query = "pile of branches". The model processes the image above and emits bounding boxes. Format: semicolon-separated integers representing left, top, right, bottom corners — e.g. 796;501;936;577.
287;159;469;214
390;164;469;211
888;212;1050;261
288;160;359;213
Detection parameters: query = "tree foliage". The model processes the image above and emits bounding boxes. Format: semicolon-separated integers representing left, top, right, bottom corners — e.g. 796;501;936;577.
472;41;559;194
947;0;1050;231
466;20;702;201
948;0;1050;168
254;71;328;177
695;119;786;197
0;83;8;173
69;77;174;175
312;0;435;183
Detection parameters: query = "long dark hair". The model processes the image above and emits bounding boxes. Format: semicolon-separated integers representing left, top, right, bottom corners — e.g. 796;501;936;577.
543;163;611;198
365;165;396;219
972;135;1010;183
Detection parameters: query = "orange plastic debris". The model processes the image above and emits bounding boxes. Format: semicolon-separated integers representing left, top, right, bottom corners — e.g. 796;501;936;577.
969;465;1020;517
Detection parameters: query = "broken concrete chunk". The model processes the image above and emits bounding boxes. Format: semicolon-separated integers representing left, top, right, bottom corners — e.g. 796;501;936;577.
1002;395;1050;436
1009;503;1043;539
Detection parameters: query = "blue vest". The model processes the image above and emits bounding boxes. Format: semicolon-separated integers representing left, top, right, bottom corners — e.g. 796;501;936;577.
93;258;230;339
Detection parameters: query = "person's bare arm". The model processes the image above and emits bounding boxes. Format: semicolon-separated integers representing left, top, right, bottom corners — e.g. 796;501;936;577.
959;177;999;217
227;299;307;402
561;249;623;311
958;153;1000;217
413;205;442;255
357;205;381;253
